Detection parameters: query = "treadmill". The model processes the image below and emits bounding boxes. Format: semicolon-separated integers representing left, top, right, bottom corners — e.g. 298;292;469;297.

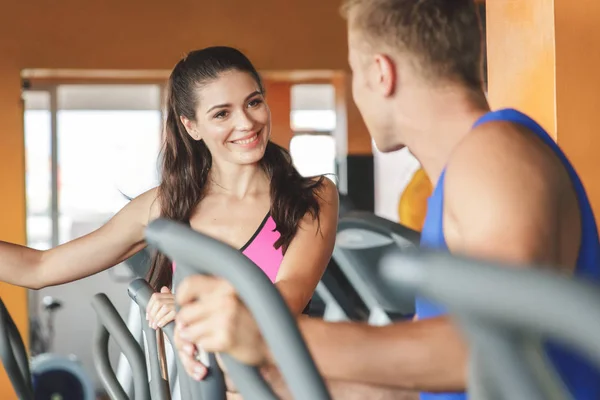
379;249;600;400
332;210;421;325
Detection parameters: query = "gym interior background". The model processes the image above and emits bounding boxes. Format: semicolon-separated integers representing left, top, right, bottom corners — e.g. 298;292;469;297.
1;0;599;397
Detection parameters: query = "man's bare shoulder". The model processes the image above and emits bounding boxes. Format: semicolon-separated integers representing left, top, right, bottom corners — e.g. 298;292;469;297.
442;120;571;264
446;120;565;200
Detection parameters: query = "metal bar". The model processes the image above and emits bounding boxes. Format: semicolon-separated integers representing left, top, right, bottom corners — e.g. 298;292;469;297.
0;298;34;400
91;293;150;400
49;86;59;247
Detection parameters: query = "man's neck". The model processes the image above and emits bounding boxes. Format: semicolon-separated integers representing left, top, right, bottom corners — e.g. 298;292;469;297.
399;87;490;186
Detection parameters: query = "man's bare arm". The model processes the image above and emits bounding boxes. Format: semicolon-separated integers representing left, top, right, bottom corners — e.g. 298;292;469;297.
260;316;468;392
261;362;418;400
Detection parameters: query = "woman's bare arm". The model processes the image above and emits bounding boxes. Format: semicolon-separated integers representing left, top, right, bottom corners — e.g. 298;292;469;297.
274;177;339;315
0;187;160;289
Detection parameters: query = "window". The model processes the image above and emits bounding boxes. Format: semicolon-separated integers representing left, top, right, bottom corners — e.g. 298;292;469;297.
290;134;337;181
290;84;336;132
289;84;337;182
23;91;52;250
291;110;336;132
23;84;162;246
22;83;164;389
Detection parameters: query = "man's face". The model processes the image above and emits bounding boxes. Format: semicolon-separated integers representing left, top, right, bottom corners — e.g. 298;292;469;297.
347;25;403;153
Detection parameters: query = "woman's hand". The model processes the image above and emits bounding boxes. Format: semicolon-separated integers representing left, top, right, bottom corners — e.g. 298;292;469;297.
146;286;176;329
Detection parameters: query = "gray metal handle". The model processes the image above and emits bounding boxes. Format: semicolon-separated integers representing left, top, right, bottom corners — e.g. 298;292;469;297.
379;249;599;400
459;316;559;400
91;293;151;400
126;280;171;400
94;321;128;400
128;279;226;400
380;250;600;366
138;306;170;400
145;218;332;400
338;211;421;246
0;297;33;400
129;280;191;400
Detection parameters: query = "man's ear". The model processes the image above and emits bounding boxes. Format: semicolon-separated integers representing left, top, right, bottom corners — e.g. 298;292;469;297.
180;116;201;140
372;53;397;97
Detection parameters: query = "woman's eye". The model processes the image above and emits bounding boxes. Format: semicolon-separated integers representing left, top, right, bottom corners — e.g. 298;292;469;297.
214;111;228;119
248;99;263;108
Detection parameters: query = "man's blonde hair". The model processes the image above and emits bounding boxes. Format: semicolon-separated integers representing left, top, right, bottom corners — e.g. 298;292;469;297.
341;0;484;88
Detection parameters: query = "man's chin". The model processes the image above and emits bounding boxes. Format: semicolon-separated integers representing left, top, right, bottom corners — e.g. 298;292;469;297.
373;140;406;153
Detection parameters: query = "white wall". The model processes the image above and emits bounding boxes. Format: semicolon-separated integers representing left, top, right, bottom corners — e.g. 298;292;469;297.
373;145;422;222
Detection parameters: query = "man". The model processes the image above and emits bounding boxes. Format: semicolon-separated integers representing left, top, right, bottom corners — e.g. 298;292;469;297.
173;1;600;399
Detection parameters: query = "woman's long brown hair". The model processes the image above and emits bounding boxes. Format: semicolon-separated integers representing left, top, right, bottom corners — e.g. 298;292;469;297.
147;46;325;290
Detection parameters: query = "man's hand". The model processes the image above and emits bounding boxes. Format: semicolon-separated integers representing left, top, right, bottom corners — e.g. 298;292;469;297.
174;275;270;375
173;327;207;381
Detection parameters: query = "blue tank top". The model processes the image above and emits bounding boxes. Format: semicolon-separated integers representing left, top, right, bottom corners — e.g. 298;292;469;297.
417;108;600;400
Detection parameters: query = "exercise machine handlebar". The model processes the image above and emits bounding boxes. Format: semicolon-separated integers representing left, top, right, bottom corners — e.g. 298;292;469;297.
380;249;600;400
91;293;151;400
145;218;332;400
380;249;600;363
128;278;225;400
0;297;33;400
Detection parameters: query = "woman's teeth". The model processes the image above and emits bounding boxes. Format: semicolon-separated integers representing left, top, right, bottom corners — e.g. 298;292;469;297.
232;133;258;144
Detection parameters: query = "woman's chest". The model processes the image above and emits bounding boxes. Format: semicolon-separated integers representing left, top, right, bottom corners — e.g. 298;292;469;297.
189;200;270;250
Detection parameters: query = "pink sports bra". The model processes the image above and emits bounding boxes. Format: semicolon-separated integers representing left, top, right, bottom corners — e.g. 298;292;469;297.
172;213;283;283
238;213;283;282
172;213;312;315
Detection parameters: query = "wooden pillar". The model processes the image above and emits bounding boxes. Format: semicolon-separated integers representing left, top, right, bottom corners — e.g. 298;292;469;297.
486;0;600;221
0;66;29;399
264;80;293;149
554;0;600;217
485;0;557;138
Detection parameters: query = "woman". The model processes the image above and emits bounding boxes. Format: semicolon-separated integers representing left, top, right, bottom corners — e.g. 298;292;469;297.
0;46;338;386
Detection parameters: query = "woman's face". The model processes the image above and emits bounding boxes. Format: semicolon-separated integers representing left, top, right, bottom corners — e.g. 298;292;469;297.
182;70;271;166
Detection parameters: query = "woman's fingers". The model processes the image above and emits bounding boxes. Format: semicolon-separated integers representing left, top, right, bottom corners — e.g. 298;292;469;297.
156;309;176;329
147;288;175;329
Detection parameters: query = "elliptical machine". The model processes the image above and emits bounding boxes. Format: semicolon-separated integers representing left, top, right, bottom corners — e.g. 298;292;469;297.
28;295;95;400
